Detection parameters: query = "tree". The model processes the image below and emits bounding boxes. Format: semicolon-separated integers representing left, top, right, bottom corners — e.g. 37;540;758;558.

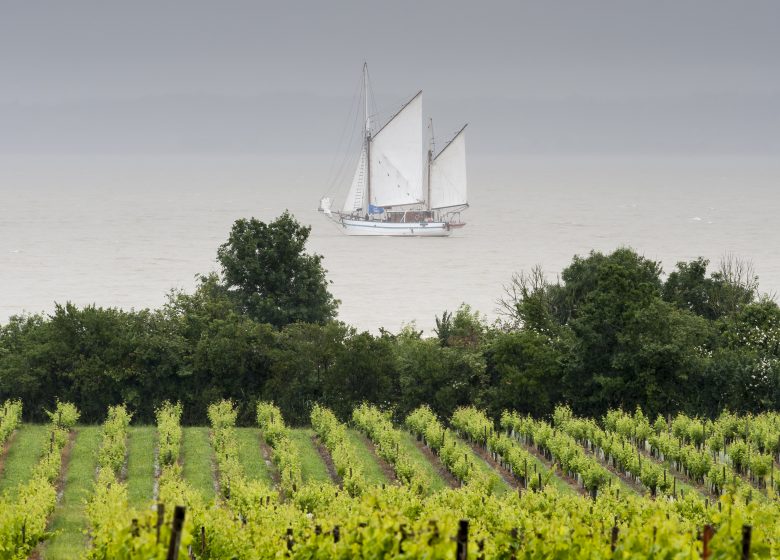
216;212;338;327
663;258;717;319
482;329;563;418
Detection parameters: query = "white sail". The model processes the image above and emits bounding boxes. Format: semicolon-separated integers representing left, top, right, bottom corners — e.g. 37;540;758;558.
342;143;367;213
369;92;424;208
429;126;468;209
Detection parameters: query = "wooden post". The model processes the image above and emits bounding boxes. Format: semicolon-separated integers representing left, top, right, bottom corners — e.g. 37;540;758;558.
742;525;752;560
610;525;619;553
702;524;714;560
156;504;165;544
333;525;340;543
523;459;528;488
456;519;469;560
200;526;206;555
166;505;186;560
538;472;542;491
286;528;294;552
131;518;139;537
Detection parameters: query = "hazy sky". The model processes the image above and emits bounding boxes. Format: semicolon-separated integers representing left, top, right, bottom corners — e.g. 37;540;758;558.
2;1;779;155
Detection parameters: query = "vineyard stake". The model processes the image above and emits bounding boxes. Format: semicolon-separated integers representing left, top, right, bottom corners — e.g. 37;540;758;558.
456;519;469;560
333;525;340;543
200;526;206;555
702;524;714;560
610;525;619;553
166;505;186;560
156;503;165;544
742;525;752;559
286;527;294;552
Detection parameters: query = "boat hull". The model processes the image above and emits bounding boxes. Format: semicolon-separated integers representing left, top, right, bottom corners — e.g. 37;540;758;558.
339;217;452;237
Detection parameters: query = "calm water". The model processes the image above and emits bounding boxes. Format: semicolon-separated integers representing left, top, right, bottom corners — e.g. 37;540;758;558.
1;155;778;332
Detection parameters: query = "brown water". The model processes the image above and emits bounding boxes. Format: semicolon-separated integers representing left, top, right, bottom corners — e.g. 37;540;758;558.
1;155;778;332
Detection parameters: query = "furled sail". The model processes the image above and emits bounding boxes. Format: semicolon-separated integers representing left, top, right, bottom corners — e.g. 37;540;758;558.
429;125;468;209
369;92;424;208
342;144;367;213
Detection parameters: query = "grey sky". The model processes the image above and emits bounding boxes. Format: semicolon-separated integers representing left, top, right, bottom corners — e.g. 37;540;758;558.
2;1;779;155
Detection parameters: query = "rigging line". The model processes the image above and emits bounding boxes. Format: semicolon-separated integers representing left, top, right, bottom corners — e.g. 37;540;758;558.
322;71;362;196
326;81;364;199
322;69;364;197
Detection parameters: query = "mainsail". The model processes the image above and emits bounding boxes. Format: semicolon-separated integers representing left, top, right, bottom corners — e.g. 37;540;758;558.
342;144;367;213
429;125;468;209
369;92;424;208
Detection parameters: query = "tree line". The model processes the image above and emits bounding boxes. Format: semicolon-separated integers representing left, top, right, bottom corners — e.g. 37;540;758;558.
1;212;778;425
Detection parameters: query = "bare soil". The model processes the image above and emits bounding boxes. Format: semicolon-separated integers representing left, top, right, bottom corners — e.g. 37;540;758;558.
311;434;341;486
410;434;459;489
465;440;519;489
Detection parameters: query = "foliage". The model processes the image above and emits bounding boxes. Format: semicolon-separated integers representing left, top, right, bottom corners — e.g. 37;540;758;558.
216;211;338;327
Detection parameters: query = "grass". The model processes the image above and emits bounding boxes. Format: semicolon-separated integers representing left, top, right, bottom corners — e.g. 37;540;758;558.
0;423;48;494
398;432;448;492
126;426;156;507
289;428;331;484
345;429;389;486
181;427;216;500
42;426;102;559
235;427;273;485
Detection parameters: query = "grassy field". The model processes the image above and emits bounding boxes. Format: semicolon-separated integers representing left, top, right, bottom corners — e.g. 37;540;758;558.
289;428;331;484
398;432;449;492
0;424;48;493
182;427;216;499
42;426;102;559
126;426;156;507
345;429;389;485
235;427;273;485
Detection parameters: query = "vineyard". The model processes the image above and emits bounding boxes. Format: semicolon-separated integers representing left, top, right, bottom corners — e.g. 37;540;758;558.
1;399;780;558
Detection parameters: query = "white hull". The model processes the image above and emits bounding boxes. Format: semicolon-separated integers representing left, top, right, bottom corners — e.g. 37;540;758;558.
338;217;452;237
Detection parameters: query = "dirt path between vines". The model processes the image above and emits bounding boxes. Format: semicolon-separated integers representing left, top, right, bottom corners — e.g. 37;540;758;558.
465;440;519;489
410;435;459;489
312;435;341;486
514;437;587;496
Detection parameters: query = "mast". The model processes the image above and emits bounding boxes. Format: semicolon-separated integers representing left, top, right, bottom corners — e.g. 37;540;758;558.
427;117;434;212
363;62;371;214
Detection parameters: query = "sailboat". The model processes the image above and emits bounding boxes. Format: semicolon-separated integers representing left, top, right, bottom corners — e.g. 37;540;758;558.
319;64;468;237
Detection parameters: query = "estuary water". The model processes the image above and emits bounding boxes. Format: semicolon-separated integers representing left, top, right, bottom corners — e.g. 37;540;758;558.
1;155;778;332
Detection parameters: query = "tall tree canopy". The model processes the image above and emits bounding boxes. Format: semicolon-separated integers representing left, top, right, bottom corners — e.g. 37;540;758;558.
216;212;338;327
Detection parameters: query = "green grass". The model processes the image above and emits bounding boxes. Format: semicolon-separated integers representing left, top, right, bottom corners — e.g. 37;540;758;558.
0;423;48;494
398;432;448;493
126;426;156;507
235;428;273;485
345;429;389;486
181;427;216;500
42;426;102;559
289;428;331;484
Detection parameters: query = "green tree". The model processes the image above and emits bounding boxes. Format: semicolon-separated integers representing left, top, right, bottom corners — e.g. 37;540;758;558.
216;212;338;327
663;258;718;319
482;329;563;418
